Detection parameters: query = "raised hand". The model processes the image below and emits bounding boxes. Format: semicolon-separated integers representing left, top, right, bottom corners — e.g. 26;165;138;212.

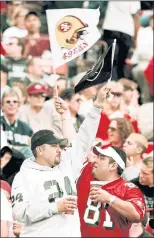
94;84;113;109
54;96;69;115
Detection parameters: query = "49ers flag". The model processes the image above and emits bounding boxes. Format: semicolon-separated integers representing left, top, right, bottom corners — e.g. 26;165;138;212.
46;8;100;69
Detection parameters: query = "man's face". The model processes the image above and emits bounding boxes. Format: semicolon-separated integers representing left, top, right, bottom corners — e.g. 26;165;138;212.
28;94;46;108
28;58;44;77
92;154;114;181
69;94;82;114
4;38;22;57
2;95;20;116
25;15;41;33
40;144;62;167
108;120;122;145
123;136;138;157
110;88;123;110
139;163;153;186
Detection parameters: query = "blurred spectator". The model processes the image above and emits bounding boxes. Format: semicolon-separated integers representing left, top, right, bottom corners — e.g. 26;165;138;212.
106;117;134;148
10;82;28;105
79;86;98;117
60;88;84;132
96;81;139;142
0;146;25;186
0;1;23;33
26;57;45;82
24;11;50;57
1;55;10;99
138;102;153;142
131;156;154;210
131;14;153;103
122;133;148;181
0;88;33;151
2;7;29;39
56;76;67;95
119;78;140;120
18;82;62;135
102;1;141;79
41;74;60;100
0;190;13;237
2;37;27;80
129;212;153;237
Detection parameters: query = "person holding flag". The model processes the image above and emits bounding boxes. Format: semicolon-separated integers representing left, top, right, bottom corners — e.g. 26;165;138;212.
11;84;111;237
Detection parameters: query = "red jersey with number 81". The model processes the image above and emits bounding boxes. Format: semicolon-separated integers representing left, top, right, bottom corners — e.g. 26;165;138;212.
77;163;145;237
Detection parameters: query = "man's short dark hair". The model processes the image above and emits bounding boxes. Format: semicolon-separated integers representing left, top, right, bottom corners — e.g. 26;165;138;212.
25;11;40;20
109;146;127;176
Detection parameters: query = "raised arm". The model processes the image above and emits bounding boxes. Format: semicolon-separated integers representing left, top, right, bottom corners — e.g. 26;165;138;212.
54;96;76;142
55;85;111;179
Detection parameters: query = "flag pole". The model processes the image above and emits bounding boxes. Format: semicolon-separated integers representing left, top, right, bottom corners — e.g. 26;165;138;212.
52;62;58;97
108;39;116;82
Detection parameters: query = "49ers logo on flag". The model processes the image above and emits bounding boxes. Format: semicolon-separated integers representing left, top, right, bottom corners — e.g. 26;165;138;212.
56;16;88;50
46;8;100;68
58;22;72;32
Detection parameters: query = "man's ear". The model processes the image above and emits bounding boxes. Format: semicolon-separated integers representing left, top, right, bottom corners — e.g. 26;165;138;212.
136;146;142;155
109;162;118;171
36;146;43;156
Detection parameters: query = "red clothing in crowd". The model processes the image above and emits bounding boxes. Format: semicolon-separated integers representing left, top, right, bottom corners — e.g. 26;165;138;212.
77;164;145;237
144;57;154;96
0;42;6;56
96;112;139;141
24;34;50;57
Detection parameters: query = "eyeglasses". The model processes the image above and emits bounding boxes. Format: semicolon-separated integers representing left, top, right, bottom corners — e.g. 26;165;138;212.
7;42;17;46
111;92;123;97
31;94;46;98
108;127;117;131
5;100;19;104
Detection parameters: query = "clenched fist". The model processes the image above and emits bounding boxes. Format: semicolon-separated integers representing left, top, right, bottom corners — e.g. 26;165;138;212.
56;196;77;215
54;96;69;115
94;84;113;109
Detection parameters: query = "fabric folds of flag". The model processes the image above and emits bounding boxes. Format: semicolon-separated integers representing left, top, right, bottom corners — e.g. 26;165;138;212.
74;40;116;93
46;8;100;69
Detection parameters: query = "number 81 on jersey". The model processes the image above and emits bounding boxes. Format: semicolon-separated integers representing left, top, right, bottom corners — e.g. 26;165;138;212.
84;199;114;229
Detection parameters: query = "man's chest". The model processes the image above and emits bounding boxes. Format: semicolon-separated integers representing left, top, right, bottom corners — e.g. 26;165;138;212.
31;170;77;201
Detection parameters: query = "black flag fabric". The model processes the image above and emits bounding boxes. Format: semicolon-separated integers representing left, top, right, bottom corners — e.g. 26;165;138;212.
74;40;116;93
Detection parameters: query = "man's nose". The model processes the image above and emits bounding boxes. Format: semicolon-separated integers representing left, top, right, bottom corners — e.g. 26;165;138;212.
57;146;62;153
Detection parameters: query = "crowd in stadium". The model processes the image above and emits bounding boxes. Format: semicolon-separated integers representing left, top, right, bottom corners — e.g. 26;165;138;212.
0;1;153;237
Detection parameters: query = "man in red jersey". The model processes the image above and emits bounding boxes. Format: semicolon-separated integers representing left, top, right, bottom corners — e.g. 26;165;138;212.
77;146;145;237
